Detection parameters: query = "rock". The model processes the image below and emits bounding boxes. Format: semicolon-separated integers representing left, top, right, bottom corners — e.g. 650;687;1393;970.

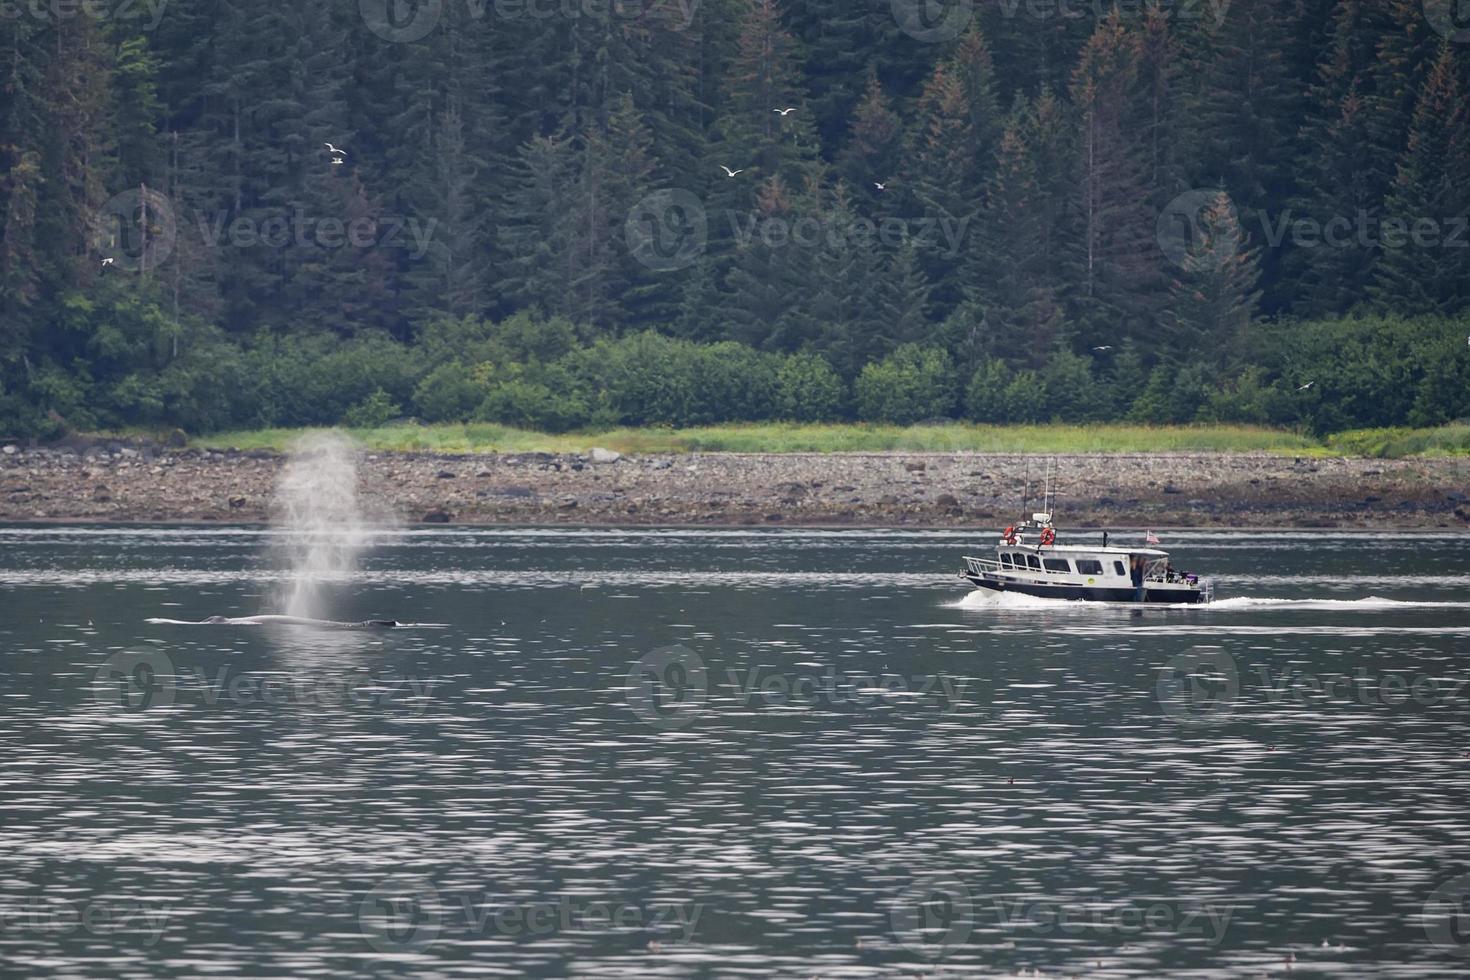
764;513;784;522
904;461;926;473
590;447;621;464
1455;506;1470;523
2;445;17;456
423;509;451;523
1162;484;1183;494
228;496;247;509
436;470;457;479
558;499;579;510
936;493;960;508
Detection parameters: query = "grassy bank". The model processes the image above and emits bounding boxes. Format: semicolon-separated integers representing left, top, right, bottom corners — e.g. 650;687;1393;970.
1324;423;1470;457
188;422;1329;455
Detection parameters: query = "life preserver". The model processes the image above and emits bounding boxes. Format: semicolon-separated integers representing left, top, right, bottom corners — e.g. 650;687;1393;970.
1002;526;1017;545
1039;527;1055;546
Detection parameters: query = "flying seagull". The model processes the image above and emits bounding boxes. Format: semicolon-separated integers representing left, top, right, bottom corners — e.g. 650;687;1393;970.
874;181;887;191
101;257;115;267
773;107;797;116
1296;381;1314;391
1091;345;1113;351
324;142;346;156
720;165;744;178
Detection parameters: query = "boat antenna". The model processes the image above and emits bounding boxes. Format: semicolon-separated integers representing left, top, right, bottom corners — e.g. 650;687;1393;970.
1021;458;1030;518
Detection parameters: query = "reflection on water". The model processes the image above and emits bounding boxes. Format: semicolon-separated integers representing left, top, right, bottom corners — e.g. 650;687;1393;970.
1;526;1468;977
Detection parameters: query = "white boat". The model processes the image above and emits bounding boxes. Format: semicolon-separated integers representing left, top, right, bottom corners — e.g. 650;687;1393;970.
960;513;1212;605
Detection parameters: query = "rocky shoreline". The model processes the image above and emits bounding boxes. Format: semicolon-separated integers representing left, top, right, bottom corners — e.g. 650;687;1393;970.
2;440;1469;528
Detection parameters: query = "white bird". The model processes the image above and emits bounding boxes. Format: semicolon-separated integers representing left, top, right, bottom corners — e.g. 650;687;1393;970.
1091;345;1113;351
874;181;887;191
331;156;344;166
1297;381;1314;390
773;107;796;116
324;142;346;156
720;165;744;178
101;257;115;267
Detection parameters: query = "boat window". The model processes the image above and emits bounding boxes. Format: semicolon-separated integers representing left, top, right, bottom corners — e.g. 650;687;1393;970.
1043;558;1071;573
1075;559;1103;575
1000;553;1012;568
1026;554;1041;570
1113;561;1125;576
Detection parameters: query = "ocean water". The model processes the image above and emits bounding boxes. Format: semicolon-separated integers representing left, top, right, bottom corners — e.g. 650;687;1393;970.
1;525;1468;977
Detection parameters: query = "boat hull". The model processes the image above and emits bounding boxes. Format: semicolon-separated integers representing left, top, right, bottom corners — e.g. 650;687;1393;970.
963;573;1204;604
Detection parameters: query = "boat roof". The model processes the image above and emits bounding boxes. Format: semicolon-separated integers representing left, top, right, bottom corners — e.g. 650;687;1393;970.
994;542;1170;558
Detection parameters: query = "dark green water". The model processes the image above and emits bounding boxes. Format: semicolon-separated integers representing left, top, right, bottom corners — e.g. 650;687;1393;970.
2;526;1469;977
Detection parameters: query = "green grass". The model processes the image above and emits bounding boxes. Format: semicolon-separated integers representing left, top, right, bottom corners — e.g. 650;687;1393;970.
1324;423;1470;458
189;422;1326;455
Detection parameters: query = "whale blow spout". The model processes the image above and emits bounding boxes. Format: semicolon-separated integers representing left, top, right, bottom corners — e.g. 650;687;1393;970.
271;431;380;621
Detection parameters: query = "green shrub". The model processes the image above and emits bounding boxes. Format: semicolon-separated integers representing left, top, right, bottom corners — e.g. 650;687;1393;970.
413;361;484;422
775;353;847;422
342;388;402;428
854;345;957;424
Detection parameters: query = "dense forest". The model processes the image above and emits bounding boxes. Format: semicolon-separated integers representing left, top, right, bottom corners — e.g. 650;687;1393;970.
1;0;1468;437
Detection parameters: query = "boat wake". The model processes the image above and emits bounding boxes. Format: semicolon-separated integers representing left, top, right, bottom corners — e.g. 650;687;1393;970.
950;591;1468;611
145;616;443;629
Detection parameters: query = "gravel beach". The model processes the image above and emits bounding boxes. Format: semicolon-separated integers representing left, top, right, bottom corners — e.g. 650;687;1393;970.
2;440;1468;528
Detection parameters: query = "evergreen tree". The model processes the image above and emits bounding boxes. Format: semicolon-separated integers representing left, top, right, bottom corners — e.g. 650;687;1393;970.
1370;44;1470;317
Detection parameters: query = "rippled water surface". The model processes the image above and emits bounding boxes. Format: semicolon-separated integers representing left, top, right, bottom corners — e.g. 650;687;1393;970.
2;525;1469;977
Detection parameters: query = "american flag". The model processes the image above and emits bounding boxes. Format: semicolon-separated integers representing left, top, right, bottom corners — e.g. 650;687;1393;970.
1145;530;1160;545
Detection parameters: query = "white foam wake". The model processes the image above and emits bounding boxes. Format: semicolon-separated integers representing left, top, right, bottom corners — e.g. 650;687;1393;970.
950;591;1468;611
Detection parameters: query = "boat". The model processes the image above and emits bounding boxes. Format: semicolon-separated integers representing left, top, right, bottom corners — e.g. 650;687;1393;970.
959;513;1211;604
958;462;1212;604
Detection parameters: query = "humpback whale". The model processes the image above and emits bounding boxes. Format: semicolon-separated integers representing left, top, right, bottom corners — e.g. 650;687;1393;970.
147;615;403;629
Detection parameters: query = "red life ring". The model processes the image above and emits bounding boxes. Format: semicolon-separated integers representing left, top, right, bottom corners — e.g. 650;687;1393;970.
1002;526;1017;545
1039;527;1056;546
